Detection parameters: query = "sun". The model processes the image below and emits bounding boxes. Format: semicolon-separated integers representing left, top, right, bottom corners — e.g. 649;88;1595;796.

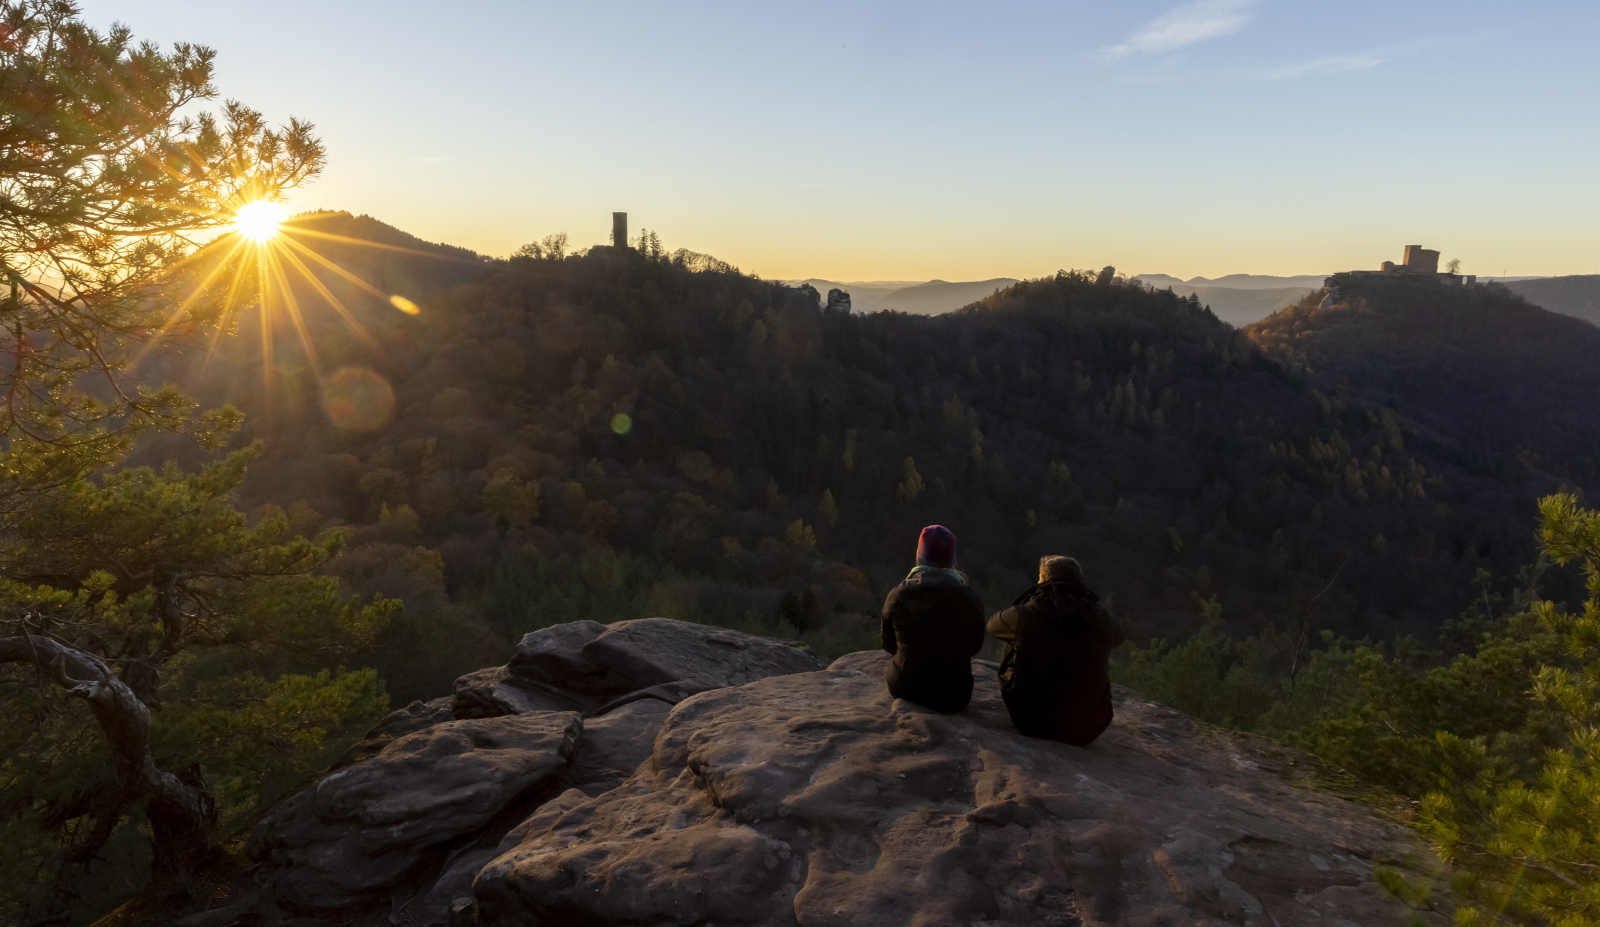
232;200;286;242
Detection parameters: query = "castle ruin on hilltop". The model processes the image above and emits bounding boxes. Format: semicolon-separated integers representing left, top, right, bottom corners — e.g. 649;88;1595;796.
1331;245;1476;287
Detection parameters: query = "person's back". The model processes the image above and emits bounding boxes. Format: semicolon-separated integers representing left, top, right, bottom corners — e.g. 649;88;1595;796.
880;525;986;713
987;556;1124;746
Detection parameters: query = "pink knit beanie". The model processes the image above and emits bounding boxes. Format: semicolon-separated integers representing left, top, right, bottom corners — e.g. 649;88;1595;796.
916;525;957;568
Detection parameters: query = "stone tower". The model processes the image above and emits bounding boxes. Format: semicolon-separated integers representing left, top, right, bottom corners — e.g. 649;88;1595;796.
613;212;627;249
1402;245;1439;274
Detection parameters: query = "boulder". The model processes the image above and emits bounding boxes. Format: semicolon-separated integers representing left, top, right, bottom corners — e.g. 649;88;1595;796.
419;848;500;927
416;698;677;921
468;618;827;718
474;651;1448;927
330;695;455;770
826;288;852;314
504;619;609;695
247;711;581;914
452;666;590;719
557;697;671;795
574;617;826;695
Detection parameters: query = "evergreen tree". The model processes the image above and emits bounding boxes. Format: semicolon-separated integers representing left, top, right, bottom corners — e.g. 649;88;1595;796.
1421;494;1600;926
896;457;925;502
0;450;394;914
819;489;839;529
0;0;323;490
0;3;384;917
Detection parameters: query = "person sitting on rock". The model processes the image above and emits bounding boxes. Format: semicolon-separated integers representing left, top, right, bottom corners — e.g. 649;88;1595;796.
880;525;987;713
986;555;1125;746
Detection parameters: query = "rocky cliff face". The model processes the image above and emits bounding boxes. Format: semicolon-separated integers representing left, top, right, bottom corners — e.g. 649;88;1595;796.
236;620;1448;927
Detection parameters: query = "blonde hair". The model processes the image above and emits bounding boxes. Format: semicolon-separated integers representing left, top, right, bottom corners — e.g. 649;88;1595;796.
1039;555;1083;583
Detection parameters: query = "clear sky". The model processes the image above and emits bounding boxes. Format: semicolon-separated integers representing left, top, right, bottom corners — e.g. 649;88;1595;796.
83;0;1600;282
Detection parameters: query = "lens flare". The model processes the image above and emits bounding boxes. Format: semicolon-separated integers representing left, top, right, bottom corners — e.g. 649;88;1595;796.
610;413;633;434
321;367;395;432
390;294;421;315
233;201;286;242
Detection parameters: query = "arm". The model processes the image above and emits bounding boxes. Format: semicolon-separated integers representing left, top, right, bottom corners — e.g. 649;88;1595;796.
1094;603;1125;647
986;606;1019;644
881;587;900;655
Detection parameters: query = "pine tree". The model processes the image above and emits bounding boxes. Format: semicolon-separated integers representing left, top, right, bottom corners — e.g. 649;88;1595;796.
819;489;840;529
1421;494;1600;926
0;449;394;916
0;3;377;916
896;457;925;502
0;0;323;495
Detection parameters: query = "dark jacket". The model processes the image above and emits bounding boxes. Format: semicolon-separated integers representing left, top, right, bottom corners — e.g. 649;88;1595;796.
986;580;1124;744
880;567;986;713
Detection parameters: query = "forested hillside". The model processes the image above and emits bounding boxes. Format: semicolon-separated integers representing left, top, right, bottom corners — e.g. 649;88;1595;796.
147;224;1594;704
1246;274;1600;487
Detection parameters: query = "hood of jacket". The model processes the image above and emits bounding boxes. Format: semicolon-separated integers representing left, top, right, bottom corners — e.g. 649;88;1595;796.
1012;579;1098;614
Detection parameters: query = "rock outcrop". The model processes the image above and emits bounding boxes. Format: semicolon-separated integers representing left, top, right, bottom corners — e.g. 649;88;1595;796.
329;694;456;769
455;617;828;719
475;650;1448;927
241;622;1449;927
556;697;673;795
248;620;825;919
404;700;679;927
246;711;581;913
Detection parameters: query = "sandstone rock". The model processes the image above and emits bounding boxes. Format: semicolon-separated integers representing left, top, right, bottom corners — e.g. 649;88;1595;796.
590;679;715;715
793;282;821;310
452;666;590;719
330;696;455;770
494;786;593;855
412;698;677;920
474;651;1448;927
504;619;609;695
471;618;826;718
558;697;670;795
247;711;581;914
419;848;500;926
575;617;826;695
826;288;852;314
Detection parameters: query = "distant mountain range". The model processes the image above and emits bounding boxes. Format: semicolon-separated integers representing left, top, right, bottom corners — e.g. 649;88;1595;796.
786;279;918;313
792;275;1313;320
1134;273;1330;291
786;269;1600;331
786;274;1341;323
1501;275;1600;326
788;278;1020;315
1128;274;1319;326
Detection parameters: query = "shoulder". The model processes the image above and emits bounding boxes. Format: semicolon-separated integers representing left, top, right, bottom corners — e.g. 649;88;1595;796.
1011;582;1046;606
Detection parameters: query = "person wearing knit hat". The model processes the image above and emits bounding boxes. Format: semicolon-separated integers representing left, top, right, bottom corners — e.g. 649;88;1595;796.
879;525;987;713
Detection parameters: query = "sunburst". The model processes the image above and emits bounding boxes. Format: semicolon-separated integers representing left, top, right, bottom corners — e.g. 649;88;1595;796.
232;201;286;243
152;206;484;433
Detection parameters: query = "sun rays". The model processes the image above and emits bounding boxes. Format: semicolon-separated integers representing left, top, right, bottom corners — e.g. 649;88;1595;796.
152;205;483;433
232;201;287;242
